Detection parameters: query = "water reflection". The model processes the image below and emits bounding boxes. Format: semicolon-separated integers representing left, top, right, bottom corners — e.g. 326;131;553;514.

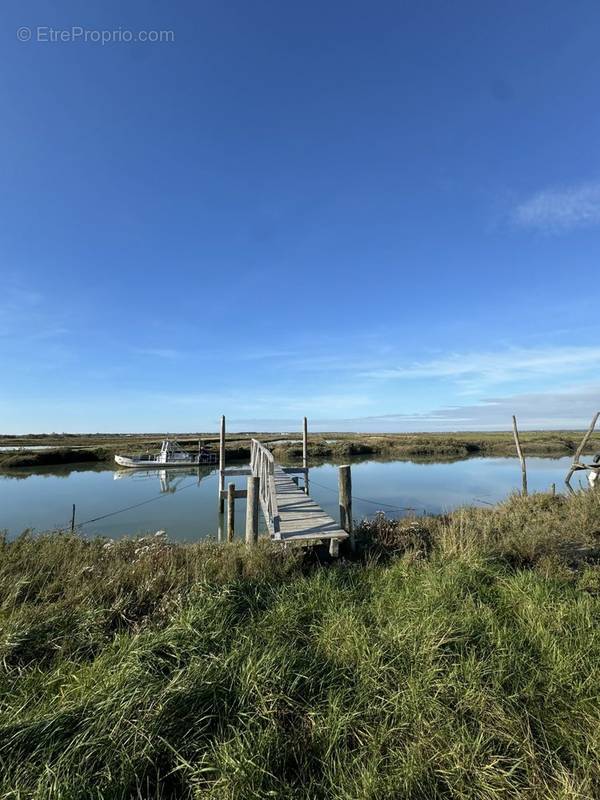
0;454;591;541
0;463;110;480
113;466;214;494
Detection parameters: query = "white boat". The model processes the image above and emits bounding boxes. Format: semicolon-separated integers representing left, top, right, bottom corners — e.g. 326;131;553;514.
115;439;217;469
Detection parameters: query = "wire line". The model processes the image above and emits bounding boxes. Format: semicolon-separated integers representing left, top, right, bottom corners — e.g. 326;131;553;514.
307;477;420;512
76;479;199;527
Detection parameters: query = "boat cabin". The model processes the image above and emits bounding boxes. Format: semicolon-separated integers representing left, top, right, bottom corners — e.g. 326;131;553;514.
157;440;193;463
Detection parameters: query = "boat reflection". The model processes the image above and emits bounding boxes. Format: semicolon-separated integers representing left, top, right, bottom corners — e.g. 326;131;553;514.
113;465;214;493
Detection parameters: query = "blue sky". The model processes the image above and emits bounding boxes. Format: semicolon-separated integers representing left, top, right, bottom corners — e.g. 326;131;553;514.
1;0;599;433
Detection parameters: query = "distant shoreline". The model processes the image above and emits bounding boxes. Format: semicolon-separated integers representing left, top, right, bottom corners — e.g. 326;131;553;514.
1;430;599;469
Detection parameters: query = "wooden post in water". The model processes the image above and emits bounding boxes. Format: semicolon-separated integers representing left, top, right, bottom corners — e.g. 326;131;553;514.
218;415;226;514
338;465;353;551
302;416;309;495
565;411;600;485
70;504;76;533
512;415;528;497
227;482;235;542
245;475;260;545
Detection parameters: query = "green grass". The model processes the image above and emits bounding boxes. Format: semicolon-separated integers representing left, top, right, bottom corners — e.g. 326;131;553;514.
1;491;600;798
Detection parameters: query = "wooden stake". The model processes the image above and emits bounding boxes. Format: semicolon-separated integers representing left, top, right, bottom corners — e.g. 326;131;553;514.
245;475;260;545
227;482;235;542
512;415;528;497
71;503;76;533
218;415;226;513
302;416;309;495
338;464;353;550
565;411;600;485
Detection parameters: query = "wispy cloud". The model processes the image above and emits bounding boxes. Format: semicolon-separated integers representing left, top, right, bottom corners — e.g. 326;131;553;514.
329;384;600;431
361;346;600;385
151;390;371;417
132;347;184;360
513;181;600;231
230;384;600;432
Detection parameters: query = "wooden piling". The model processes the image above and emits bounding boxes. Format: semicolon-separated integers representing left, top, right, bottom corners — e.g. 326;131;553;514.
245;475;260;545
565;411;600;485
218;415;226;513
338;464;353;550
227;482;235;542
512;415;528;497
302;416;309;494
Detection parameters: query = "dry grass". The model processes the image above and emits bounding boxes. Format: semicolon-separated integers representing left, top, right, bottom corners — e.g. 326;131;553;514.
2;429;600;470
1;492;600;797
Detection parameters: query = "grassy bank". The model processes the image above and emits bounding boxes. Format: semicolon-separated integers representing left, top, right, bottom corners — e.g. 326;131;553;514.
271;429;600;462
0;447;109;469
1;491;600;798
2;429;600;469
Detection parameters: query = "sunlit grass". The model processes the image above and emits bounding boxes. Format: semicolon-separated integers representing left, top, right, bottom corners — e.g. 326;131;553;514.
1;491;600;798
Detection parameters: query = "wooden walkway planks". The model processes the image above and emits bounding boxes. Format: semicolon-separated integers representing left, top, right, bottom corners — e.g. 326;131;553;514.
271;467;348;543
218;421;350;551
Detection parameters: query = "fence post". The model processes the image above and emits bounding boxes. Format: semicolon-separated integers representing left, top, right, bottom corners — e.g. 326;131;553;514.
302;416;309;494
227;482;235;542
338;464;353;551
245;475;260;545
512;415;528;497
218;415;226;513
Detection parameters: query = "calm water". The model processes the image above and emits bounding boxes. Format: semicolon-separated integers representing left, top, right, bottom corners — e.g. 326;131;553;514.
0;456;583;541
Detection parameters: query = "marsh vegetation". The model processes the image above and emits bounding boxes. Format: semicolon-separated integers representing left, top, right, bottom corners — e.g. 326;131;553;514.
1;490;600;798
2;429;600;469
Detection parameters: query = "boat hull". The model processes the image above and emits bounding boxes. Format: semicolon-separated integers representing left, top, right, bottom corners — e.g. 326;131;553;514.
114;455;216;468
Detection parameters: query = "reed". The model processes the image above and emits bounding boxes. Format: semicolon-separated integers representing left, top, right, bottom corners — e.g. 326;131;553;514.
1;491;600;798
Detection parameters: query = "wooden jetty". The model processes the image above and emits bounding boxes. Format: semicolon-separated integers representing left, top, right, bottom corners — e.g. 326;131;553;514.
218;416;350;555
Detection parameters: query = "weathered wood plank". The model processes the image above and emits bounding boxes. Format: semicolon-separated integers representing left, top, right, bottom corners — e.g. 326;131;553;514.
243;437;348;548
272;467;348;543
220;488;247;499
221;468;252;477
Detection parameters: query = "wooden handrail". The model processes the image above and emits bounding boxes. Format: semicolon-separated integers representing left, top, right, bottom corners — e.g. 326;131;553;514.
250;439;280;535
